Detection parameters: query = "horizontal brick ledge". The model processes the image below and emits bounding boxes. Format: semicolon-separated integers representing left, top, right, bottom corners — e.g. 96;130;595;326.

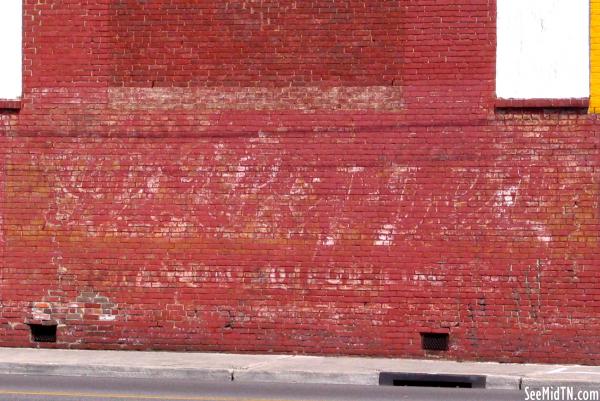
0;99;22;111
24;319;59;326
495;98;589;109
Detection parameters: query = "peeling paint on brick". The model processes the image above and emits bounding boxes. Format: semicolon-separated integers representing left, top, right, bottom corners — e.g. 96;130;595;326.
108;87;404;112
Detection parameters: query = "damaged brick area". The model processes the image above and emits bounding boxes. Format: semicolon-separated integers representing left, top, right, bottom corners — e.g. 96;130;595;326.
24;291;118;346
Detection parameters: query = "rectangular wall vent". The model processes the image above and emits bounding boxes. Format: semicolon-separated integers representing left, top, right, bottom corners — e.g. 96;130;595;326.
29;324;57;343
421;332;449;351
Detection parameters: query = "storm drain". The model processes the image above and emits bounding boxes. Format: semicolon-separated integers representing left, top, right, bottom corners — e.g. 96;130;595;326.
379;372;486;388
29;324;57;343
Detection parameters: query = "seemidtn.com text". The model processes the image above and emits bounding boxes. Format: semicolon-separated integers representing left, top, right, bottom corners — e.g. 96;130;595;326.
525;386;600;401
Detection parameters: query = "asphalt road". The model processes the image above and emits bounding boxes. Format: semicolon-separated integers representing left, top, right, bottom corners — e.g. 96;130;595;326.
0;374;522;401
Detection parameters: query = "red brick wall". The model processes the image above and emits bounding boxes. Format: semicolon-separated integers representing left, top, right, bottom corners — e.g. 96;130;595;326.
0;0;599;364
111;0;403;88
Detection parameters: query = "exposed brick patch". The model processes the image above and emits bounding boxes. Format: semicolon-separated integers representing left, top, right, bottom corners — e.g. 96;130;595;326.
26;292;117;326
0;100;21;111
108;87;404;112
495;98;589;109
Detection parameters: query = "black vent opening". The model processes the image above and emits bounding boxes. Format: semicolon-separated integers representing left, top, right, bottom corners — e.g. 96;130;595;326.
393;379;471;388
379;372;486;388
421;332;449;351
29;324;57;343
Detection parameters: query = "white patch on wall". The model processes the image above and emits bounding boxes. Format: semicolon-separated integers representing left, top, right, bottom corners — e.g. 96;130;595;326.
321;235;336;246
496;0;589;99
528;221;553;243
374;224;395;246
146;174;161;194
0;0;22;99
494;186;519;208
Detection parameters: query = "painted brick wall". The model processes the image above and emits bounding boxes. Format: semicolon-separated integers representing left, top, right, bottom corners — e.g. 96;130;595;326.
0;0;599;364
591;0;600;112
111;0;403;88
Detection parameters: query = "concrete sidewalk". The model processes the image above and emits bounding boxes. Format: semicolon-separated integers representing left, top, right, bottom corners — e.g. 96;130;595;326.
0;348;599;390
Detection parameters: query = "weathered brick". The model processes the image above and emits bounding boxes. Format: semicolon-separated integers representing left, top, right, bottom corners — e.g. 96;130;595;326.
0;0;598;365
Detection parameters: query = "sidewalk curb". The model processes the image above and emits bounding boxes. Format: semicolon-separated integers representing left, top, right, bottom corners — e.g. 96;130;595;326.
0;361;525;390
0;363;233;382
0;359;598;391
483;375;521;390
234;369;378;386
522;378;600;390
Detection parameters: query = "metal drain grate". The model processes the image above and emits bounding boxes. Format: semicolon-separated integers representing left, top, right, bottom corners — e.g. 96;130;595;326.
29;324;57;343
421;332;449;351
379;372;486;388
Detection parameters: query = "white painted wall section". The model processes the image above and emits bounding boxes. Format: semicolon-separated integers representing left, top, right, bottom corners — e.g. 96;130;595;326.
496;0;589;99
0;0;22;100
